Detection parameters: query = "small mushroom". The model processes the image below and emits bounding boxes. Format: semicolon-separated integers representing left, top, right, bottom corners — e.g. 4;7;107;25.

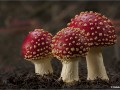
52;27;90;83
21;29;53;76
67;11;117;80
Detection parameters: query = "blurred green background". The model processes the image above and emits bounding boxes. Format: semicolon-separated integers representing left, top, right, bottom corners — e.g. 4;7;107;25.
0;1;120;73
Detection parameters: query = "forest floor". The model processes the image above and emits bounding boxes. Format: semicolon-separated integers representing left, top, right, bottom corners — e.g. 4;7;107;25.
0;60;120;89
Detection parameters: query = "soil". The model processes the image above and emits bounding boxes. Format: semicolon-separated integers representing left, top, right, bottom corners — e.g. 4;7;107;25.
0;59;120;89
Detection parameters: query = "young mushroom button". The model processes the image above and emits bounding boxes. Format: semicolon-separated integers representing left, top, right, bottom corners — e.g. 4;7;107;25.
21;29;53;76
52;27;90;84
67;11;117;80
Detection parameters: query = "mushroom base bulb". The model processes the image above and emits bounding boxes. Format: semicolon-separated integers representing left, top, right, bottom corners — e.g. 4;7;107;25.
32;58;53;76
86;47;109;80
61;59;79;83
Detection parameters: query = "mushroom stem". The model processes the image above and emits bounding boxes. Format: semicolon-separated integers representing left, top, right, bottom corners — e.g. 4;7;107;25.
33;58;53;76
86;47;109;80
61;60;79;83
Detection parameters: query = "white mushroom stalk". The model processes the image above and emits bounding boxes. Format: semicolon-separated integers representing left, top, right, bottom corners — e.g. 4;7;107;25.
86;47;109;80
61;60;79;83
33;58;53;76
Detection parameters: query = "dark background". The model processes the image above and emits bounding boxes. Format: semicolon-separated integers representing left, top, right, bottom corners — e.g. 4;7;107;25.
0;1;120;75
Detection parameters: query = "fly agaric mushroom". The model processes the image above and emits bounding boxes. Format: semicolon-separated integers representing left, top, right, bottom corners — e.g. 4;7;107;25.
67;11;117;80
21;29;53;76
52;27;90;83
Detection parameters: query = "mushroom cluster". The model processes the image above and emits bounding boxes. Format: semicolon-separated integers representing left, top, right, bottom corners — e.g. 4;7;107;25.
21;29;53;76
67;11;117;80
21;11;117;85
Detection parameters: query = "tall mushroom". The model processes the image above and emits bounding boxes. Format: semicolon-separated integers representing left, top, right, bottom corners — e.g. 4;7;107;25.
21;29;53;76
52;27;90;83
67;11;117;80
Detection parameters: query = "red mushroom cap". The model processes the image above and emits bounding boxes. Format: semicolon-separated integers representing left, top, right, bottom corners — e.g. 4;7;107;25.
67;11;117;47
21;29;53;60
52;27;90;61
